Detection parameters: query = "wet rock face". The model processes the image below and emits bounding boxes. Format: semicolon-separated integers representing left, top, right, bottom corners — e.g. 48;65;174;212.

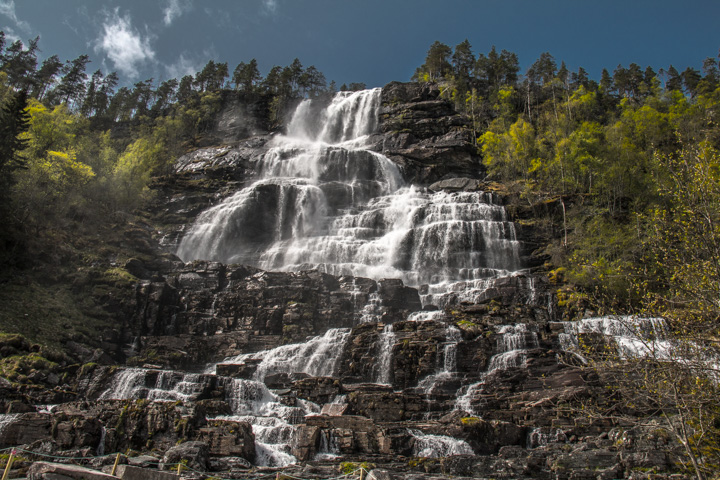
129;261;421;368
2;400;255;464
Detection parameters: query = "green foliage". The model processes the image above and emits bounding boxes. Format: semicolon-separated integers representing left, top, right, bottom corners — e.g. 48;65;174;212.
0;352;58;382
638;143;720;331
340;461;375;475
408;42;720;320
460;416;481;426
0;88;29;175
480;116;537;180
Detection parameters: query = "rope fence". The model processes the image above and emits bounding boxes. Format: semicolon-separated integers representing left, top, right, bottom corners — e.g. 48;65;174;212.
0;446;378;480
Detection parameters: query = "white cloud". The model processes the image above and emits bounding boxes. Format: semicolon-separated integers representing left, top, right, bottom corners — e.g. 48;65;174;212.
94;9;155;79
0;0;31;34
262;0;278;15
163;0;191;26
165;53;201;80
2;26;19;43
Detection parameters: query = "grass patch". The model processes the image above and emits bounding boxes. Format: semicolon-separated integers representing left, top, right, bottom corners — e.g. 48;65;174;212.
0;279;111;350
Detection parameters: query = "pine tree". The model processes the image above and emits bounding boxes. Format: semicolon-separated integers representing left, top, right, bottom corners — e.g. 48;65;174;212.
452;39;474;81
0;89;29;184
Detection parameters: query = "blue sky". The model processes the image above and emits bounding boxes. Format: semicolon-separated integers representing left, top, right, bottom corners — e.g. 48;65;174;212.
2;0;719;88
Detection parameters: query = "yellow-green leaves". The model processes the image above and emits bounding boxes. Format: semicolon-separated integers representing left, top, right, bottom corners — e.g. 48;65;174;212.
480;117;537;181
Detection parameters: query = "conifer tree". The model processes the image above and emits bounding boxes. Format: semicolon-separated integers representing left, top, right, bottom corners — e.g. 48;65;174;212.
0;89;29;177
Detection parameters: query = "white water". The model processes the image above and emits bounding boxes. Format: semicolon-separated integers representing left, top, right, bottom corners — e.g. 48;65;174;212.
454;323;539;414
527;427;567;449
99;368;207;402
0;413;21;438
418;325;463;393
99;90;537;464
359;292;384;323
560;316;671;361
212;328;351;467
98;327;347;468
410;429;474;457
374;324;396;385
96;426;106;456
221;328;350;382
220;413;300;468
487;323;539;372
214;380;323;467
454;380;483;414
177;89;525;307
314;430;340;460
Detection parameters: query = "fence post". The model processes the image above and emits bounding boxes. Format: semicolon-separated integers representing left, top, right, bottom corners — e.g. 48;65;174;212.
1;449;16;480
110;452;121;476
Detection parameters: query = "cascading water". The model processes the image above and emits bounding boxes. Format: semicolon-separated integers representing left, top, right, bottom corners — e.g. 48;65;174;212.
222;328;351;382
99;368;209;402
107;89;532;465
374;324;396;385
455;323;539;414
314;430;340;460
417;324;463;394
487;323;539;372
559;316;671;361
410;430;474;457
176;88;524;308
0;414;21;438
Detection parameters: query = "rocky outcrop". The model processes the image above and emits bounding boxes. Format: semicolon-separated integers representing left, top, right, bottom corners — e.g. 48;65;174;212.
128;262;421;368
373;81;482;184
1;400;255;467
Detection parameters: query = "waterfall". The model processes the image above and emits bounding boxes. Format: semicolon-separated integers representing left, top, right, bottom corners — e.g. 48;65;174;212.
99;368;148;400
99;368;209;402
374;324;396;385
314;430;340;460
113;89;538;467
410;429;474;457
215;382;323;468
0;413;21;438
528;427;567;449
222;328;351;382
560;316;671;361
487;323;539;372
177;88;524;306
417;324;462;394
96;426;106;456
211;328;351;467
454;323;539;414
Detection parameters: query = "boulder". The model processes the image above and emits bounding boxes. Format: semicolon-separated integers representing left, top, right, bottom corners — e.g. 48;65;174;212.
27;462;117;480
161;440;210;472
0;412;52;448
115;465;178;480
196;419;255;461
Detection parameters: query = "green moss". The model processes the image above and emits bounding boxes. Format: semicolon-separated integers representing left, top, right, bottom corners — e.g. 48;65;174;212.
0;280;111;350
460;416;481;426
101;267;138;285
79;362;98;376
0;452;29;468
457;319;478;327
340;462;375;475
408;457;438;470
0;352;59;382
